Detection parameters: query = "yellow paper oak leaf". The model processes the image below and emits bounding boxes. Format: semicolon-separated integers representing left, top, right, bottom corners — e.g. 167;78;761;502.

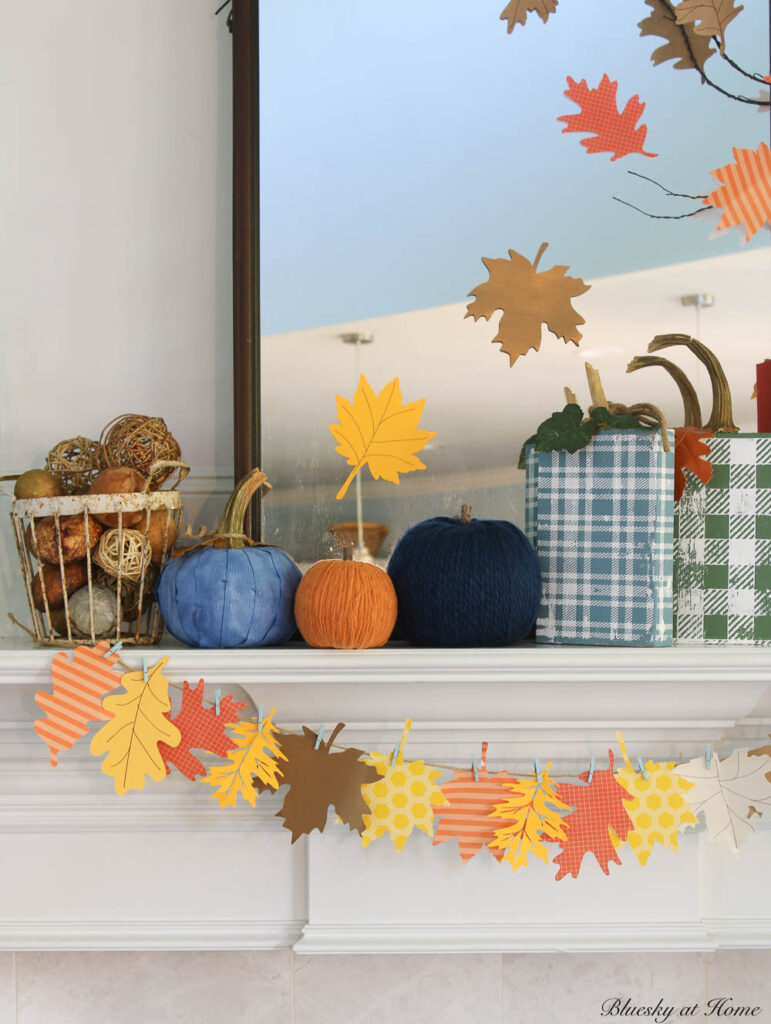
499;0;558;33
90;657;181;795
202;709;286;808
674;0;743;54
329;375;436;500
465;242;590;367
489;764;571;871
612;760;698;866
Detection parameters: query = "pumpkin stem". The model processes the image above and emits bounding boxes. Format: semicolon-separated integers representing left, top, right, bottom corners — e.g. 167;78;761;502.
648;334;737;433
219;467;273;548
460;504;472;523
627;354;703;428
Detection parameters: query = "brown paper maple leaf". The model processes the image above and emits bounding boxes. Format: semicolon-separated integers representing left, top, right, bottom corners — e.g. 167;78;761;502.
674;427;714;501
675;0;743;54
267;724;380;843
465;242;591;367
638;0;716;74
499;0;557;33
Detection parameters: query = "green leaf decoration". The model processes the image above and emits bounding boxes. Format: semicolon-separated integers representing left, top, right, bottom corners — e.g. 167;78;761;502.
518;404;651;468
589;406;648;431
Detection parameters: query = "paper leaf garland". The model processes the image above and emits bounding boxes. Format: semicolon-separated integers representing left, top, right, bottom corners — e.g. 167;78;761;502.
674;0;743;54
90;657;181;795
270;724;379;842
499;0;557;33
558;74;657;161
553;751;633;880
674;427;714;501
489;763;571;872
749;736;771;781
614;760;698;866
465;242;590;367
432;744;514;863
638;0;716;72
329;375;436;500
202;709;285;808
703;143;771;242
34;641;123;766
675;749;771;850
159;680;248;781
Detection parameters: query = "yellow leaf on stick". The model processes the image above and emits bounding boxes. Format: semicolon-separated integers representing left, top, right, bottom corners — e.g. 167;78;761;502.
90;657;181;795
330;375;436;500
202;709;286;809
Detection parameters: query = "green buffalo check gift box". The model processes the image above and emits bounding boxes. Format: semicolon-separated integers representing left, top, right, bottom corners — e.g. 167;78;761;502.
674;434;771;645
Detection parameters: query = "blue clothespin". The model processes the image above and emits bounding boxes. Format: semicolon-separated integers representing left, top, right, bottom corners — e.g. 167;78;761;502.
215;689;221;715
257;705;263;733
706;744;712;769
587;756;596;784
104;641;123;658
637;756;648;781
534;758;541;783
315;725;325;750
142;657;148;682
472;757;479;782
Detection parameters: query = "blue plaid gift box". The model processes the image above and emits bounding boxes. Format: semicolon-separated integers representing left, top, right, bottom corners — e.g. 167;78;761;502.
525;430;675;646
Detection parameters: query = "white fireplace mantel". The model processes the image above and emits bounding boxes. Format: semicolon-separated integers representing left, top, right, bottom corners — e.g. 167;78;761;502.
1;642;770;953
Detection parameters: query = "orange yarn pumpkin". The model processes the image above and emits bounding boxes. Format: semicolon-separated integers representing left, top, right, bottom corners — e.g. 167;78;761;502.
295;557;397;649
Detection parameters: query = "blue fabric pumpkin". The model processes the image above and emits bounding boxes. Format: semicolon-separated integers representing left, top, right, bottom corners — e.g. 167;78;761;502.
156;468;302;648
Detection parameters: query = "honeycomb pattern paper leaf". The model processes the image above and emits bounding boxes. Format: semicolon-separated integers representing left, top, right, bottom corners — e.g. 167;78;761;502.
638;0;716;72
329;375;436;500
35;641;123;766
703;142;771;242
159;680;248;781
489;763;571;872
362;721;448;850
675;748;771;850
202;709;285;808
553;751;633;880
465;242;590;367
675;0;743;53
613;760;698;866
674;427;713;501
271;724;379;842
432;743;515;863
499;0;558;33
90;657;181;795
558;74;657;161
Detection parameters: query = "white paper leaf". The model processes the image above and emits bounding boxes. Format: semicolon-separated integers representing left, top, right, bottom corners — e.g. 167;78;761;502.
676;749;771;851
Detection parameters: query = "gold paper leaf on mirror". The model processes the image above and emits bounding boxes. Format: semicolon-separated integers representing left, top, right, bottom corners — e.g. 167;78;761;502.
499;0;558;33
674;0;744;55
465;242;591;367
638;0;716;73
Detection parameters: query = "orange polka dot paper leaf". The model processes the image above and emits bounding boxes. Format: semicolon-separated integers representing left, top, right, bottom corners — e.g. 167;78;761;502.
557;74;657;162
703;142;771;241
35;641;123;766
613;760;698;866
160;680;248;782
432;743;516;863
489;763;571;872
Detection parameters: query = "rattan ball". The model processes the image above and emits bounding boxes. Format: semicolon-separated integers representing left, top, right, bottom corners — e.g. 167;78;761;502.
93;528;152;582
99;414;181;487
45;437;102;495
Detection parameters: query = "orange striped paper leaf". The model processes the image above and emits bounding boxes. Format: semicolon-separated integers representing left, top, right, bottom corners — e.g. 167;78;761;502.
704;142;771;241
35;641;123;766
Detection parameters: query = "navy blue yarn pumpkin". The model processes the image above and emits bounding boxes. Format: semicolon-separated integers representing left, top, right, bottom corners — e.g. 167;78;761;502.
156;468;301;648
387;507;541;647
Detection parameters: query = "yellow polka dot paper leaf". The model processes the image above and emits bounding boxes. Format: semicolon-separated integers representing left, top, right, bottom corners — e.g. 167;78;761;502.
202;708;286;809
674;748;771;851
90;657;181;795
613;760;698;866
489;763;571;872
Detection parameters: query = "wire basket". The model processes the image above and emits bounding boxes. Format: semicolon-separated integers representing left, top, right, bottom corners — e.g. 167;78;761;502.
7;460;188;646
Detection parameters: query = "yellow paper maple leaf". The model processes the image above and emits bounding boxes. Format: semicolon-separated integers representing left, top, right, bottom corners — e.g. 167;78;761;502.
489;764;570;871
90;657;181;795
674;0;743;54
499;0;558;33
465;242;591;367
329;375;436;500
612;760;698;866
201;709;286;809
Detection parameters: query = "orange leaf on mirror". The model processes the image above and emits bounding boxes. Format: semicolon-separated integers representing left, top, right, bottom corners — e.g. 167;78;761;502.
703;142;771;242
558;74;657;161
499;0;557;33
674;427;714;501
465;242;591;367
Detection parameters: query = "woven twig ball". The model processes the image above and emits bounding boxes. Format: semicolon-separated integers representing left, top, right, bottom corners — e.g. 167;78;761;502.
99;414;181;487
93;528;151;582
45;436;102;494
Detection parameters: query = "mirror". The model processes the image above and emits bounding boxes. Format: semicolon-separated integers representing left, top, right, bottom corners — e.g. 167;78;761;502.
258;0;770;565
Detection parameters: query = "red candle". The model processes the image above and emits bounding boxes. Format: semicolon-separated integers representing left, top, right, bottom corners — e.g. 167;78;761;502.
758;360;771;433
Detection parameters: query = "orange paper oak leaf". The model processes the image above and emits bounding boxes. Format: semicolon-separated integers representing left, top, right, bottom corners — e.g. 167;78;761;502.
553;750;633;881
703;142;771;242
330;375;436;500
674;427;714;501
675;0;743;54
465;242;590;366
499;0;557;33
159;680;248;781
558;74;657;161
